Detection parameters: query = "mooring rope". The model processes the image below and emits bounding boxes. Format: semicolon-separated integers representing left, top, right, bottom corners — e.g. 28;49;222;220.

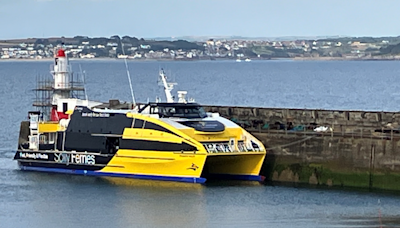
265;136;315;150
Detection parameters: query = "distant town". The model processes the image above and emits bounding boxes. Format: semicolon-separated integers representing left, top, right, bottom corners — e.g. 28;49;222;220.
1;35;400;60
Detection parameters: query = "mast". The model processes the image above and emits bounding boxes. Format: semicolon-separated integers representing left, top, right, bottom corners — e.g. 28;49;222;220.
159;69;176;103
120;40;136;107
158;69;192;103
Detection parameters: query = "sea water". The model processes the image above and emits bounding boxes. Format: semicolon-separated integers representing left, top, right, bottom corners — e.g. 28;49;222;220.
1;59;400;228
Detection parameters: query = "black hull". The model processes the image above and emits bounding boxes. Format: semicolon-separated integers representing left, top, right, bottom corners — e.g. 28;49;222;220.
14;150;114;171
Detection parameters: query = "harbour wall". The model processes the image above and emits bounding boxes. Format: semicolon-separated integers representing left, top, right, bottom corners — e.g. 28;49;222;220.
203;105;400;191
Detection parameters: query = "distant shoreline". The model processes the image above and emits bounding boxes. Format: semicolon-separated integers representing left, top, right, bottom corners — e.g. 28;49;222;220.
1;57;400;62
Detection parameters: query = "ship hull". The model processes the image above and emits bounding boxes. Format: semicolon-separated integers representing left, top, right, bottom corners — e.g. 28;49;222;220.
202;152;266;181
18;165;207;183
15;149;208;183
15;149;265;183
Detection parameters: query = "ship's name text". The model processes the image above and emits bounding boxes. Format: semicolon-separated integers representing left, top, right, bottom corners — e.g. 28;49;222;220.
54;153;96;165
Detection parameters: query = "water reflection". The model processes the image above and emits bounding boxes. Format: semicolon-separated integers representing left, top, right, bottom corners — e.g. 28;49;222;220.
204;179;263;187
2;170;400;228
335;215;400;228
101;176;205;190
95;177;209;228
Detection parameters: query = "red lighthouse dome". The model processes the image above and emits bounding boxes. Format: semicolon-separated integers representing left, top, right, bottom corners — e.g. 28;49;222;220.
57;49;66;57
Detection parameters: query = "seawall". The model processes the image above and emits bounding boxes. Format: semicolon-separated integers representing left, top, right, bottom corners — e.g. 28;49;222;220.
203;105;400;191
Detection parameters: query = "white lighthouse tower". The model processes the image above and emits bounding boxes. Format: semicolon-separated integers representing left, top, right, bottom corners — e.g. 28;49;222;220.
33;46;90;122
52;48;71;105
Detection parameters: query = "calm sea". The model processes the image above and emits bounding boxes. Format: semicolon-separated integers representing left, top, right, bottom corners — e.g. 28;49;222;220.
1;59;400;228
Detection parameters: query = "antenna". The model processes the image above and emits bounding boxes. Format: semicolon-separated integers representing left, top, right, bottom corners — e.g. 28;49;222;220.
120;39;136;107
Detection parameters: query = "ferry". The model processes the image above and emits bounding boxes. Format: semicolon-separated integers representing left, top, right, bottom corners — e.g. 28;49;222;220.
13;47;266;183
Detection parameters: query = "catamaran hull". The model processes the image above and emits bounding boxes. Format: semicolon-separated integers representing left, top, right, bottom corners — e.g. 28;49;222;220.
15;149;265;183
202;153;266;181
15;148;207;183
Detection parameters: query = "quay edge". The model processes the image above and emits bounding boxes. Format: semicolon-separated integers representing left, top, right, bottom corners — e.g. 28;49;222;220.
203;105;400;192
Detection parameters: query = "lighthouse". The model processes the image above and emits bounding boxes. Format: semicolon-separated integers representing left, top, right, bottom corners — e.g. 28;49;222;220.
32;46;89;122
49;47;72;121
52;48;70;105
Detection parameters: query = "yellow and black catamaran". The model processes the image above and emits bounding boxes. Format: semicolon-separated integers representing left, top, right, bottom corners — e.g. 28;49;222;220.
14;48;266;183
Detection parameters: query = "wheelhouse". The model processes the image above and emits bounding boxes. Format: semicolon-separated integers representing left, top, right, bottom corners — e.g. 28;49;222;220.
139;102;207;119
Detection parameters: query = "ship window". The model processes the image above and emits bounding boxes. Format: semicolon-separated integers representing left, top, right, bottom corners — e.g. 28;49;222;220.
144;122;173;134
133;119;144;128
150;107;159;114
39;135;47;144
63;103;68;113
49;133;56;143
158;106;207;119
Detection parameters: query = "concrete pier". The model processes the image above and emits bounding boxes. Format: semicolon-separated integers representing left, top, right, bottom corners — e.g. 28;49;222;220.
204;105;400;191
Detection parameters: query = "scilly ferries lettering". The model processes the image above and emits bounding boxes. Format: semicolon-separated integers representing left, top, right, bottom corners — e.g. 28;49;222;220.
19;152;49;160
54;153;96;165
203;141;259;153
203;143;233;153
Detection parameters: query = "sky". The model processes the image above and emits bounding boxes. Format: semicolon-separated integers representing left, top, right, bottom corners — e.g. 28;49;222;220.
0;0;399;39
